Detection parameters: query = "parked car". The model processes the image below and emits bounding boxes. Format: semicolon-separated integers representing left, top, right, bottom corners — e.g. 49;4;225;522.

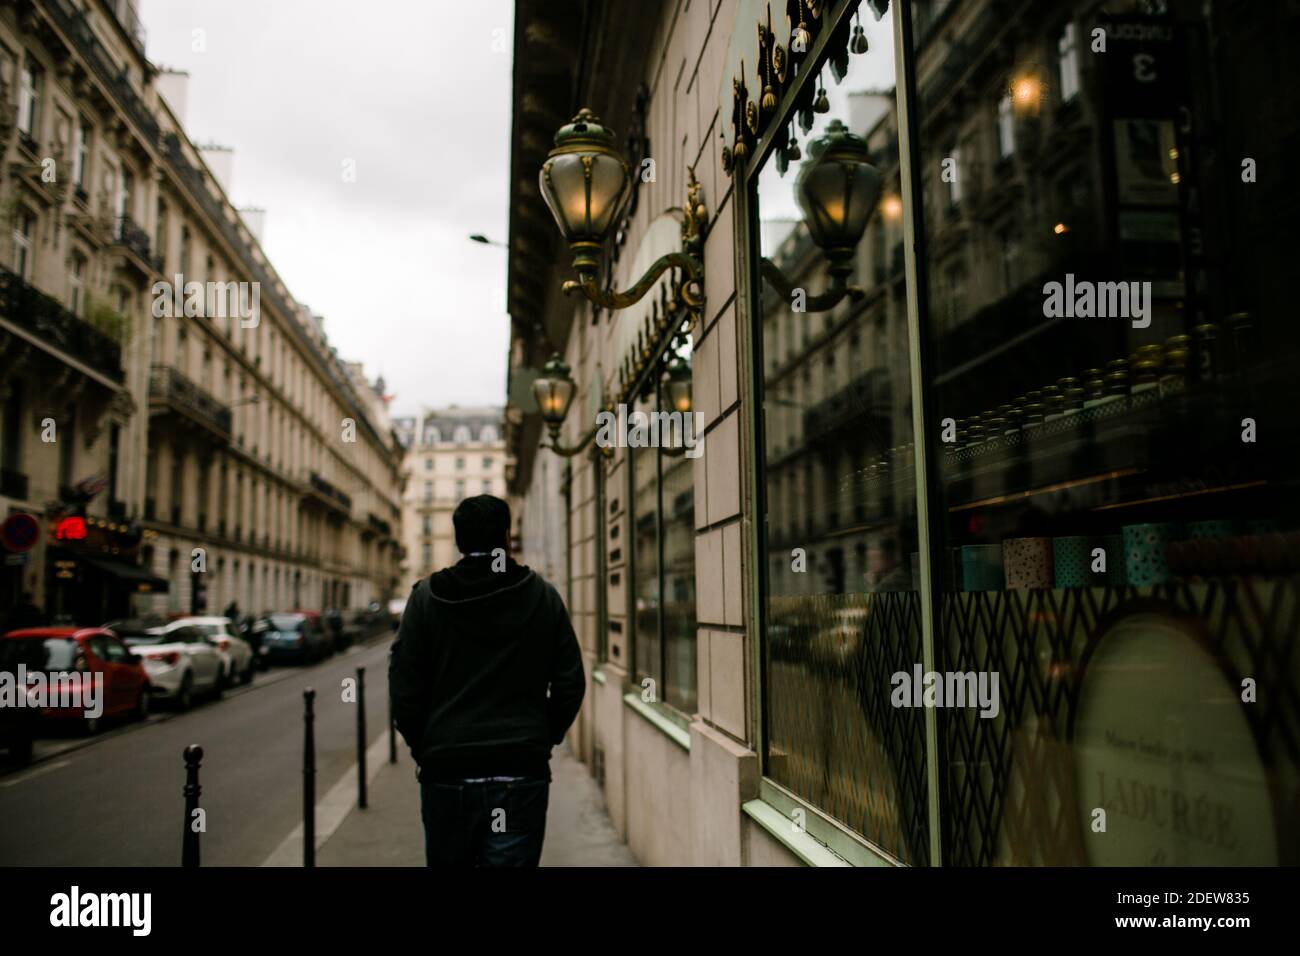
173;616;255;686
112;622;224;711
1;627;149;736
255;612;331;664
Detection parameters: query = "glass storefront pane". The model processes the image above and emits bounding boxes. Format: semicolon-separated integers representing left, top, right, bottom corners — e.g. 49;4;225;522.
661;376;698;713
910;0;1299;865
631;391;661;694
754;0;929;864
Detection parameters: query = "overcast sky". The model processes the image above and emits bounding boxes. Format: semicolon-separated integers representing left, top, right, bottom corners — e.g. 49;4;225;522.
139;0;515;417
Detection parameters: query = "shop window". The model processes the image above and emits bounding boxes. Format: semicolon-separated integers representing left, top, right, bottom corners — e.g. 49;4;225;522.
913;0;1298;865
751;0;927;864
629;370;697;714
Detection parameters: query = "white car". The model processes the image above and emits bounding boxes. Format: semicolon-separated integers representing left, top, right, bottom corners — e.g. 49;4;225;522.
115;622;224;711
174;616;255;686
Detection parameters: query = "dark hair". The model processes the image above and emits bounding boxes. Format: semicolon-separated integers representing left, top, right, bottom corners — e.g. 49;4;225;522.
453;495;511;555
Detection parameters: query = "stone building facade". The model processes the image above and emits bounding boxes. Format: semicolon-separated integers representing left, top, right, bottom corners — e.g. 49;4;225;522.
395;406;506;583
0;0;403;626
506;0;1300;867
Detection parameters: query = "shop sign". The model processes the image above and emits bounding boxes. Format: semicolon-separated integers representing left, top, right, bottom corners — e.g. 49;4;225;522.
56;516;88;541
1;512;40;553
1072;611;1276;865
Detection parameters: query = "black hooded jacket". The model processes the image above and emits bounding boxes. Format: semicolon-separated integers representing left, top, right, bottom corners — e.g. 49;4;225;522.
388;555;585;782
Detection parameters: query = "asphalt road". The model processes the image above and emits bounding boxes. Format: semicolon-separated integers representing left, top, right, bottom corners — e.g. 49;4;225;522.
0;633;397;866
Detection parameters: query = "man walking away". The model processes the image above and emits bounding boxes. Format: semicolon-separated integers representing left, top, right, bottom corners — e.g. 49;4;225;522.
389;495;585;866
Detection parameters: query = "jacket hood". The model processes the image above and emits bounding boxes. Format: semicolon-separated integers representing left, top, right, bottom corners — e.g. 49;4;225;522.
427;555;536;604
424;555;547;646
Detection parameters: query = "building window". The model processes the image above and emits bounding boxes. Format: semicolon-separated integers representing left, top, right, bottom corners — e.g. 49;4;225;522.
481;480;492;494
423;481;432;503
454;480;465;499
1057;21;1080;103
74;116;91;190
752;3;926;864
907;0;1300;866
421;543;432;567
996;90;1014;159
180;226;191;277
12;208;34;280
628;378;696;714
455;457;465;470
17;57;41;141
482;456;493;470
422;515;431;535
453;425;471;443
480;424;498;442
424;457;432;471
68;252;86;316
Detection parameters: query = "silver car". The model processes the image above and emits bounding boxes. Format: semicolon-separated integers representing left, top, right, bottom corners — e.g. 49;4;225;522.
117;623;224;711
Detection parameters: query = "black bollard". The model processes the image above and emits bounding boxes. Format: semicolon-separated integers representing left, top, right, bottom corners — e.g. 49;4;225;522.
303;688;316;868
356;667;367;809
182;744;203;867
388;682;397;765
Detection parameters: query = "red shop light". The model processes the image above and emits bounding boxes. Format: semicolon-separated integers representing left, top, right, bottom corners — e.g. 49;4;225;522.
55;516;87;541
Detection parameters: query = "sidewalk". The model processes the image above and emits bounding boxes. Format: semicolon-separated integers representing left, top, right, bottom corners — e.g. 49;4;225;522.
316;740;638;867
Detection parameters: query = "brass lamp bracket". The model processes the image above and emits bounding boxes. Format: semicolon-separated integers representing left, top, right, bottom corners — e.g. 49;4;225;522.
760;256;865;312
563;169;708;320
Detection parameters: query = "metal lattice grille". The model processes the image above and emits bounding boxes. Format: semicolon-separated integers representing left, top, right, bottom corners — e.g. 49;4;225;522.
766;590;930;864
939;576;1300;866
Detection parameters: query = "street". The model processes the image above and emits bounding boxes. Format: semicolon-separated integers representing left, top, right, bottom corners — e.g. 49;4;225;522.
0;635;396;867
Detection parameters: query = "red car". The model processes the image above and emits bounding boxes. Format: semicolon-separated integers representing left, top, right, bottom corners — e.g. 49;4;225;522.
0;627;150;735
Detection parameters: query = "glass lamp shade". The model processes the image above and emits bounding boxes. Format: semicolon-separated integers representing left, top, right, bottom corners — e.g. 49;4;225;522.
532;354;577;426
794;119;882;262
540;109;632;247
664;357;693;414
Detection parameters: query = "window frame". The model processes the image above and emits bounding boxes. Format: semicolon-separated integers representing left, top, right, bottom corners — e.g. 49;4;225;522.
736;0;941;867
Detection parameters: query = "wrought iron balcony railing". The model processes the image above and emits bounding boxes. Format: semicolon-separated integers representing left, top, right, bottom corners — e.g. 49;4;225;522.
113;215;152;263
148;365;234;441
0;265;125;382
39;0;159;144
309;471;352;512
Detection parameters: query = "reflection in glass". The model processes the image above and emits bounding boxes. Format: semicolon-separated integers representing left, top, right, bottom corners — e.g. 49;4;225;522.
755;1;929;864
912;0;1299;865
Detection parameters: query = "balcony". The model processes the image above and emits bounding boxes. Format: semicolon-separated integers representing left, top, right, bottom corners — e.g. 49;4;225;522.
0;265;125;383
40;0;160;145
112;215;153;273
367;512;393;538
148;365;233;444
802;368;894;447
307;471;352;516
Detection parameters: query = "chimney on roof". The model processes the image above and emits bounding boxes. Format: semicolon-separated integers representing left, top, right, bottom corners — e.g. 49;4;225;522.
198;144;235;195
240;207;266;243
156;68;190;124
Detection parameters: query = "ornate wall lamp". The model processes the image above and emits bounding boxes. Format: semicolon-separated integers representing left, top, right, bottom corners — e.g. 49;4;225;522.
540;109;707;317
760;119;882;312
531;353;614;459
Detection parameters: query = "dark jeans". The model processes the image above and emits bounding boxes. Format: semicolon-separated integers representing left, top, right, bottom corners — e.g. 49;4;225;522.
419;774;550;866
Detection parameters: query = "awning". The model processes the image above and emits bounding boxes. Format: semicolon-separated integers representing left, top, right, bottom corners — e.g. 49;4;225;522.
77;555;170;593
